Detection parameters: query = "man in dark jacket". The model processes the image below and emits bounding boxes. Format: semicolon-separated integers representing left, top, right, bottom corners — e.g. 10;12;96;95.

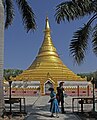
56;82;65;113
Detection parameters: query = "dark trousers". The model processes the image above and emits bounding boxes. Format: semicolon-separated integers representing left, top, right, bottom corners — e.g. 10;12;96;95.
61;100;64;113
58;99;64;113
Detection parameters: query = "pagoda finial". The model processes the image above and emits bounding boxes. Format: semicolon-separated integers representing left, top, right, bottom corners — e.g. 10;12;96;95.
45;16;50;30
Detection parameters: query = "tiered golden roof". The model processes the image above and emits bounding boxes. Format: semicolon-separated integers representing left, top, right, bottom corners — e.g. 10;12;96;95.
12;17;85;82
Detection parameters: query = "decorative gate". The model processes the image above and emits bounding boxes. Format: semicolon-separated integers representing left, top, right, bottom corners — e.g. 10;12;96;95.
45;81;53;95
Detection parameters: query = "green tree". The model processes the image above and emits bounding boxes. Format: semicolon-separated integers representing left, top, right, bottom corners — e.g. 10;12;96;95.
3;69;23;79
0;0;36;116
55;0;97;64
77;71;97;87
77;72;93;81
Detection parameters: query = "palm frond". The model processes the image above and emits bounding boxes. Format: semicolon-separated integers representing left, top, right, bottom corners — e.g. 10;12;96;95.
55;0;93;23
70;24;91;64
5;0;14;29
92;0;97;12
92;25;97;55
16;0;36;32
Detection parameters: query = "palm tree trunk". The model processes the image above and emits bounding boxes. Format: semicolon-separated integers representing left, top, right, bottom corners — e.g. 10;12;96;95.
0;0;4;116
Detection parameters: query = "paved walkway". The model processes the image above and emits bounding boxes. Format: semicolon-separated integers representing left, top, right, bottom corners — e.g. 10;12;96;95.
24;96;80;120
0;96;82;120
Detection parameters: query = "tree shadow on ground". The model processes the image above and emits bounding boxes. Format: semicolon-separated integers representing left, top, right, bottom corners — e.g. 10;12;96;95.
76;111;97;120
24;104;79;120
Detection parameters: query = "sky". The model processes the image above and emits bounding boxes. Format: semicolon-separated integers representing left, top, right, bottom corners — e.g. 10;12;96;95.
4;0;97;74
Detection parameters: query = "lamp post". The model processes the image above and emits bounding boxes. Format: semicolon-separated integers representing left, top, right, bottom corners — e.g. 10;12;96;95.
91;77;95;112
9;80;12;114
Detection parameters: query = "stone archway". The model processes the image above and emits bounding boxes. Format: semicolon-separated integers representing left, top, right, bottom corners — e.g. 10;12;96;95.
45;81;53;95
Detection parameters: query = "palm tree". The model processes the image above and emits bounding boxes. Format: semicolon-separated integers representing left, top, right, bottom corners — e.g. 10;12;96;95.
55;0;97;64
0;0;36;116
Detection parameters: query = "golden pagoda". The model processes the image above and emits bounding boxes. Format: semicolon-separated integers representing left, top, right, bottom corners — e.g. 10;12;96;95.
10;17;87;95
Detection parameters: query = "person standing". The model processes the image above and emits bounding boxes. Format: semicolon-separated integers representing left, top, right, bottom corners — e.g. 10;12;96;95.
56;82;65;113
48;88;60;118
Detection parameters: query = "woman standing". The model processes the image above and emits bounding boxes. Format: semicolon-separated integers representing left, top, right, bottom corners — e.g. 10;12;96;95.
48;88;60;118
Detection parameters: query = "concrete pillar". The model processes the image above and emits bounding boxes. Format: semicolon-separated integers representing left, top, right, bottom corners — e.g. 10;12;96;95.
77;85;79;96
87;85;89;96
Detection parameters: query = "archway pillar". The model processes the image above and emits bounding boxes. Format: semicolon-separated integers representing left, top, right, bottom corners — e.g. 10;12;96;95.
54;82;58;93
40;82;44;95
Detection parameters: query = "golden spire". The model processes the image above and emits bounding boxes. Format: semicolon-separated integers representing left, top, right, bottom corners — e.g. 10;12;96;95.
38;16;59;57
28;17;62;69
